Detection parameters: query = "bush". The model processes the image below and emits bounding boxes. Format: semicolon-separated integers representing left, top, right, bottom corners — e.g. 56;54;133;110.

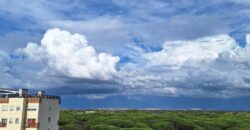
91;124;119;130
171;118;204;130
108;119;135;128
59;124;81;130
227;124;250;130
135;123;151;128
151;122;175;130
121;128;152;130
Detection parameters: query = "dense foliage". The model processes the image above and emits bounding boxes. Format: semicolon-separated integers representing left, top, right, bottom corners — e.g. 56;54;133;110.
59;110;250;130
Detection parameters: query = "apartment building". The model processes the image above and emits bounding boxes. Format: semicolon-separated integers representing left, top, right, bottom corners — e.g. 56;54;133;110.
0;88;60;130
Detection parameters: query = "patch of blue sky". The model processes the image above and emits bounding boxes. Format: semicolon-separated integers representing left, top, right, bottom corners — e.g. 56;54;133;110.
0;16;20;35
230;32;247;47
131;36;162;52
228;20;250;47
117;56;134;66
0;14;40;35
9;54;26;61
57;0;127;20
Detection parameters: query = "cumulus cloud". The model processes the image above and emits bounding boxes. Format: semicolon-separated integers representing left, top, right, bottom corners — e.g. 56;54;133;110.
119;34;250;98
18;28;120;80
144;35;236;66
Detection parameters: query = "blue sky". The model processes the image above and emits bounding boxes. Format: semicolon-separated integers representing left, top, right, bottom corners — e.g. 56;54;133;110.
1;0;250;110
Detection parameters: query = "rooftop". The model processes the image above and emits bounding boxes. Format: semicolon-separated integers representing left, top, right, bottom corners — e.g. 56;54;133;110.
0;88;60;101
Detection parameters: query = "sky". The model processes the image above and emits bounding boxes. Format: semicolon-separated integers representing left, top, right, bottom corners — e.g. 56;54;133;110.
0;0;250;110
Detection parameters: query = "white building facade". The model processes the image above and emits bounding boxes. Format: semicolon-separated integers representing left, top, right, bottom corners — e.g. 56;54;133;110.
0;89;60;130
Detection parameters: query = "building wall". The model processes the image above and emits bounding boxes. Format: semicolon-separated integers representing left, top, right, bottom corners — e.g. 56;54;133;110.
0;98;26;130
38;98;59;130
0;97;60;130
26;100;40;130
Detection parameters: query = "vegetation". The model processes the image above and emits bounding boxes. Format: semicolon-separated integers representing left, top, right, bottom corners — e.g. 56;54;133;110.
59;110;250;130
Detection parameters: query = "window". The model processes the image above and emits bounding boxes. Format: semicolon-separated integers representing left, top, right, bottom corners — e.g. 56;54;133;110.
0;118;7;127
2;106;8;111
26;119;37;128
15;118;19;124
27;119;36;123
16;106;20;111
1;118;7;123
27;105;37;111
2;118;7;122
10;106;14;111
9;118;13;124
48;117;51;123
49;106;52;111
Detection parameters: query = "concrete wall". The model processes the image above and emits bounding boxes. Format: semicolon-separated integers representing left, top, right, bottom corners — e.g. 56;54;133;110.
38;98;59;130
0;98;26;130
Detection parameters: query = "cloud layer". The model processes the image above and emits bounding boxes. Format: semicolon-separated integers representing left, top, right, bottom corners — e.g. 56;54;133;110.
1;28;250;98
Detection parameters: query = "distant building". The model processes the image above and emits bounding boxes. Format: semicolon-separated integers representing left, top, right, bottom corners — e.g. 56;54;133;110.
85;111;95;114
0;88;60;130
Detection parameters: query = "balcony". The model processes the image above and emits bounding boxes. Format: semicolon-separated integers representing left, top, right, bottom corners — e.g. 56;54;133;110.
25;123;39;128
27;98;41;103
0;122;7;127
0;98;9;103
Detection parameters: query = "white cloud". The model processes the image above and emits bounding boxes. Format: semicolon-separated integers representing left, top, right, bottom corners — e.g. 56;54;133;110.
144;35;236;66
119;33;250;98
18;28;120;80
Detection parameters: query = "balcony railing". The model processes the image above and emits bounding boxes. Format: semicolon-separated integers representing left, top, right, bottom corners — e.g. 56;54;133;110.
0;98;9;103
27;98;41;103
0;122;7;127
25;123;39;128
